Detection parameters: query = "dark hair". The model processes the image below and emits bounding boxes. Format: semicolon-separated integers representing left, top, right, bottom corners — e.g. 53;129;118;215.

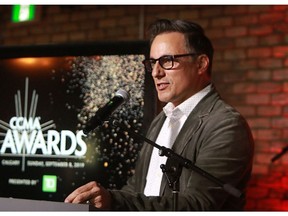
147;19;214;75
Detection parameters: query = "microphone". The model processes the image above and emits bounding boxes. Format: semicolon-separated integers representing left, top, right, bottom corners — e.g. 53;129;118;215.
83;88;130;135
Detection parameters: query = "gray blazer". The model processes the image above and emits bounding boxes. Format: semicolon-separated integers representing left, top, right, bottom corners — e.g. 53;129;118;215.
109;86;254;211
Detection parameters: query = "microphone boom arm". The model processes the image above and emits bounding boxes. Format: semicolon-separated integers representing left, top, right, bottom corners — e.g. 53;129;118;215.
111;119;243;198
271;145;288;162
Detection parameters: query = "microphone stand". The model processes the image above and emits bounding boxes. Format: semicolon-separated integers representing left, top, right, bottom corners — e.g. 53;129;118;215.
271;145;288;162
111;119;243;211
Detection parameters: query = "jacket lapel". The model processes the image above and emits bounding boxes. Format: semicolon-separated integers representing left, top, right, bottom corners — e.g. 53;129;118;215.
159;87;220;195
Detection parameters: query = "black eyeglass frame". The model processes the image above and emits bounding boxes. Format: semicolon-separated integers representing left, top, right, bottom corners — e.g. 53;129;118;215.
142;53;198;72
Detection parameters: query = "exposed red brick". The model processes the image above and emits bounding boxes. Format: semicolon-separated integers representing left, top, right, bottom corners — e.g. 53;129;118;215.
257;106;281;116
249;25;273;36
225;26;248;37
246;94;270;105
273;46;288;58
256;82;282;93
248;47;272;58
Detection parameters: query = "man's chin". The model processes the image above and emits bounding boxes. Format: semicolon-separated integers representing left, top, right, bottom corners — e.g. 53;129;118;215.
157;94;170;104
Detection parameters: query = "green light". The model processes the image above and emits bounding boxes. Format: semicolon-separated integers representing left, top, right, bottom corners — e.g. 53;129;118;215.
42;175;57;193
12;5;36;22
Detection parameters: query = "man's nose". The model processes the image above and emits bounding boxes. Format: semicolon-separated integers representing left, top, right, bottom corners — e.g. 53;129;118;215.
151;62;164;77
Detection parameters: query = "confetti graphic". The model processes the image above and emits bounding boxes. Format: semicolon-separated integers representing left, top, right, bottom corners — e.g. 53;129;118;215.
65;55;146;189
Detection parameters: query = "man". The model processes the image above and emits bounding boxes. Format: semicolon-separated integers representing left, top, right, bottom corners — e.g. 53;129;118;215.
65;19;254;211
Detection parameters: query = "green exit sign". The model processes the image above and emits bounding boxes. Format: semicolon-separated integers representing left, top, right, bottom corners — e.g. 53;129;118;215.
12;5;36;22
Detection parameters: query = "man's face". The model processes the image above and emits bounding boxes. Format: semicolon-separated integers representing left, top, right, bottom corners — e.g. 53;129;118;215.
150;32;204;107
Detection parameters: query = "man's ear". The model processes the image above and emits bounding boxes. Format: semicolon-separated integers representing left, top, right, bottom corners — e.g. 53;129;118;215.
197;54;209;75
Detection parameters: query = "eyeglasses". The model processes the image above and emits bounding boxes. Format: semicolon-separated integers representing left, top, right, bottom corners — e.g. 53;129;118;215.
142;53;198;73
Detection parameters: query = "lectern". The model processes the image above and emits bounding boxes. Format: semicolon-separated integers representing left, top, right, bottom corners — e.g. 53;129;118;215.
0;197;97;211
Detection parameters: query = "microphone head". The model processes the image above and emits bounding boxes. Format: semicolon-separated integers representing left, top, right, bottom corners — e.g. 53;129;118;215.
116;88;130;102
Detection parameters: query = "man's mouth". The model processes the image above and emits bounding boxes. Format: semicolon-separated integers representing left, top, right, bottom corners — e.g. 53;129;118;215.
157;82;169;91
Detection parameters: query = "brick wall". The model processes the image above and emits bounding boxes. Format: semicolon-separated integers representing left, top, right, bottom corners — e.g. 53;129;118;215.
1;5;288;211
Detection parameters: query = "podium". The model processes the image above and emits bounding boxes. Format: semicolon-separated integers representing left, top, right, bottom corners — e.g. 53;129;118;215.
0;197;97;211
